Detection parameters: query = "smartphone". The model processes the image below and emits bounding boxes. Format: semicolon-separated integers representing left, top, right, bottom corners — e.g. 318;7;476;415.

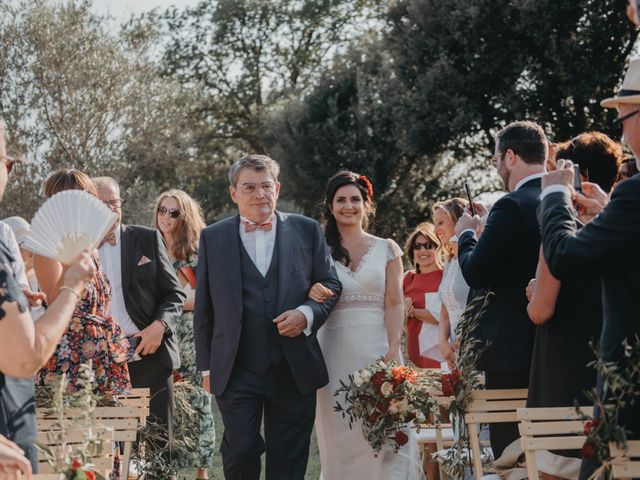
573;164;582;193
464;182;476;216
127;336;142;362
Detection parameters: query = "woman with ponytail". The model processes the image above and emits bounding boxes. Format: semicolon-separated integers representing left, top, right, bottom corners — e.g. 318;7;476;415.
309;171;420;480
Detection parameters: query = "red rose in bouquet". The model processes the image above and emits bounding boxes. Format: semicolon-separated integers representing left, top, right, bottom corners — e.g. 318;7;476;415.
371;371;386;393
71;459;82;471
583;419;600;435
86;472;96;480
395;431;409;446
441;370;462;397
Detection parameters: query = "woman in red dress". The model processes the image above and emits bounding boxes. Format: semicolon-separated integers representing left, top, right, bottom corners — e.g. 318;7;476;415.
403;222;444;368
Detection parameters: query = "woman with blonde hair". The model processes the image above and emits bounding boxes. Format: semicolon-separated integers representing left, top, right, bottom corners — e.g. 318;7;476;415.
153;189;214;479
403;222;444;368
432;198;470;369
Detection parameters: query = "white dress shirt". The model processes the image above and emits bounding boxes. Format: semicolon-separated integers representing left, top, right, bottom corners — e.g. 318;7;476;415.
98;226;140;336
239;216;314;335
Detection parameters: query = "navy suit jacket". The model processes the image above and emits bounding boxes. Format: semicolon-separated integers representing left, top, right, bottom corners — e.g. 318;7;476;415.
457;178;542;372
194;211;342;396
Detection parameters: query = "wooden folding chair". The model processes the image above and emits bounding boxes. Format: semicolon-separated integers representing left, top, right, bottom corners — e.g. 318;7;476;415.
36;426;114;476
417;395;455;479
465;388;528;479
517;406;590;479
610;440;640;479
38;403;146;479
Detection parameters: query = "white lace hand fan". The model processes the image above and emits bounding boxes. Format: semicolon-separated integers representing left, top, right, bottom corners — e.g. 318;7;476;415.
23;190;118;264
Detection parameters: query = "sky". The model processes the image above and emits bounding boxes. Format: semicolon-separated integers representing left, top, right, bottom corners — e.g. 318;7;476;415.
91;0;199;24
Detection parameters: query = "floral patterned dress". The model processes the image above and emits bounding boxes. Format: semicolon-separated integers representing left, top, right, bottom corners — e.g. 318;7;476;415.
36;256;132;396
172;256;215;469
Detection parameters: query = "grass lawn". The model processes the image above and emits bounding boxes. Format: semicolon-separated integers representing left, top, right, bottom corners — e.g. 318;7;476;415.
179;400;321;479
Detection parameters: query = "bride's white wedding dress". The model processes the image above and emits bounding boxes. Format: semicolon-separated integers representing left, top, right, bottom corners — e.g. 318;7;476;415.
315;237;422;480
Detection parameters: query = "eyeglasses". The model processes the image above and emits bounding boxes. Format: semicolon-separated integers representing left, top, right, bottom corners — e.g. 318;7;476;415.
157;206;180;218
102;198;124;209
239;182;276;195
414;241;437;251
0;155;16;175
614;109;640;126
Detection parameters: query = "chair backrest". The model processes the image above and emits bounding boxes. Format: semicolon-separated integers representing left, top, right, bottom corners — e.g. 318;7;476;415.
120;388;150;426
465;388;528;479
37;426;114;476
610;440;640;479
517;406;589;480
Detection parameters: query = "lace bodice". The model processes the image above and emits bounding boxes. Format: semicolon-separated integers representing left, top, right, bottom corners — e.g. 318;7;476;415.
438;258;470;338
328;237;403;320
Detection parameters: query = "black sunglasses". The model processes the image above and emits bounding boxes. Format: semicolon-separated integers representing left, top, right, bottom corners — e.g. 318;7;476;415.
414;241;437;251
157;206;180;219
614;109;640;126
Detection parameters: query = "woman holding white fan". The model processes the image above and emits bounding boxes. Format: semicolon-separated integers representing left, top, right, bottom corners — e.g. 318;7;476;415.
34;169;132;397
0;123;96;478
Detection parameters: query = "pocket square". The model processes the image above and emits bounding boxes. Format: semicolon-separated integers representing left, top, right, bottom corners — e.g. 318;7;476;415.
137;256;152;266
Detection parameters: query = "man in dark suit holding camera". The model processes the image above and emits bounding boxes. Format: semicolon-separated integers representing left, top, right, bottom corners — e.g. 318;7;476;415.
454;121;547;458
94;177;185;450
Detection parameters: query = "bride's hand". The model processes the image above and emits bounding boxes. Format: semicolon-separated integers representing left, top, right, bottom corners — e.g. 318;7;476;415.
308;283;334;303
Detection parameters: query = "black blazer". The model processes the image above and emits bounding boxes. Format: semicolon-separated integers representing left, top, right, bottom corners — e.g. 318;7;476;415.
538;176;640;366
120;224;186;369
194;211;342;396
457;177;542;372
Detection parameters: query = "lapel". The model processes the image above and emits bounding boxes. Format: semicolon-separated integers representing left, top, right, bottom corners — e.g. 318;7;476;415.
120;224;136;297
227;215;243;316
275;211;292;312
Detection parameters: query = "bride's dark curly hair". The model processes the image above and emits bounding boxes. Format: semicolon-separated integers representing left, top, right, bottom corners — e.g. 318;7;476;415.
322;171;376;266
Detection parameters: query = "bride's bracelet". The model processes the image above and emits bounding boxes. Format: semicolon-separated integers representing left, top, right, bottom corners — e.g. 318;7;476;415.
59;285;81;301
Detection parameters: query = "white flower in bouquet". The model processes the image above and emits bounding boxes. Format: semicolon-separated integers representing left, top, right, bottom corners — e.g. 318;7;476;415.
380;382;393;397
360;369;372;382
398;398;410;414
353;371;363;387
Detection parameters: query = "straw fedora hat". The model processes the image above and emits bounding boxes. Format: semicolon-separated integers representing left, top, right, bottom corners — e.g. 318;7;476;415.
601;58;640;108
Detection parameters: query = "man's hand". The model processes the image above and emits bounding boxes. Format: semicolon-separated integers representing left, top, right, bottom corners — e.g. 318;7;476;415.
525;278;536;302
134;320;166;356
22;289;46;309
0;434;31;479
574;181;608;224
454;212;482;237
541;159;574;190
202;374;211;393
273;309;307;337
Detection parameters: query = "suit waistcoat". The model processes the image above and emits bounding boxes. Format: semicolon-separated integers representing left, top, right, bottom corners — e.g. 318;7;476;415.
236;237;283;374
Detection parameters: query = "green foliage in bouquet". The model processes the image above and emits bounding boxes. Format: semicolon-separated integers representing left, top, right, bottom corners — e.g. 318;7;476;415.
334;359;438;456
434;293;491;479
35;362;107;480
576;337;640;480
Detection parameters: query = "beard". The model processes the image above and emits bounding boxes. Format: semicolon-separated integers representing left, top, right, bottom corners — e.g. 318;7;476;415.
498;163;511;191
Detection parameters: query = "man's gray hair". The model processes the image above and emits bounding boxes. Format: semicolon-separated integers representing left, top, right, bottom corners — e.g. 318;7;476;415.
92;176;121;196
228;154;280;186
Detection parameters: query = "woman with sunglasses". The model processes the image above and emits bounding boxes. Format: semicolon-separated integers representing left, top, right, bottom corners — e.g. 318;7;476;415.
403;223;444;368
153;190;214;480
432;198;470;370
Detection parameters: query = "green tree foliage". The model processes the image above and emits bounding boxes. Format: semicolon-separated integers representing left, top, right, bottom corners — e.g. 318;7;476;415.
269;0;637;239
0;1;200;224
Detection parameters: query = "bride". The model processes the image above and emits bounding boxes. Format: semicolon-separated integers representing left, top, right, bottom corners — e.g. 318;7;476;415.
310;171;421;480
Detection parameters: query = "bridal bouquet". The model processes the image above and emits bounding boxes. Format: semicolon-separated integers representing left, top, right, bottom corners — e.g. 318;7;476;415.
334;359;437;455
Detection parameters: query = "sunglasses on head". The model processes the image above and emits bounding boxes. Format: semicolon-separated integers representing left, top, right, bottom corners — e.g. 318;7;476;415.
157;206;180;218
414;241;436;251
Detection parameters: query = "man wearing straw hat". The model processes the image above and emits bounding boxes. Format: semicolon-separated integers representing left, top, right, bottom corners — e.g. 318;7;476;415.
538;58;640;479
